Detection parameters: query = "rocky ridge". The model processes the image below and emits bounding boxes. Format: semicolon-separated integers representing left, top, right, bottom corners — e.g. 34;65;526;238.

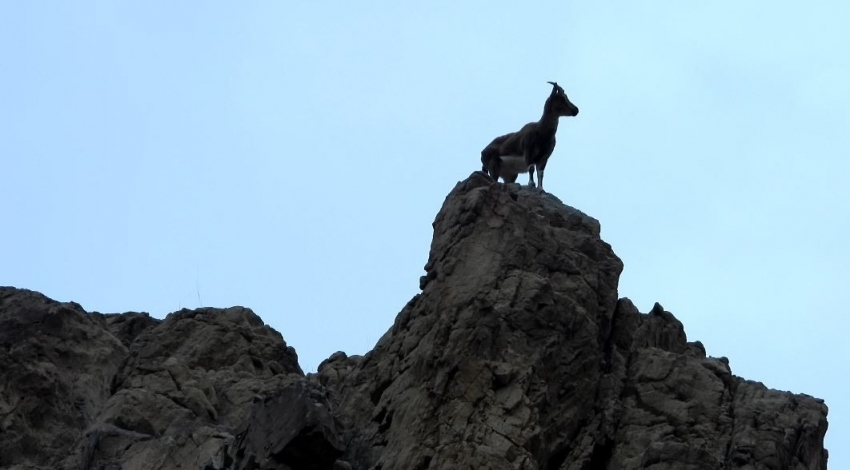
0;172;828;469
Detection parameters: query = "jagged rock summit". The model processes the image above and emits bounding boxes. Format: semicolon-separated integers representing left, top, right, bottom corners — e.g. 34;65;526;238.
1;172;828;469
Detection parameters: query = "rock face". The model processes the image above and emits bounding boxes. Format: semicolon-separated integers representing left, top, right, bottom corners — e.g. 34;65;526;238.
0;291;314;469
0;290;128;467
0;172;829;469
317;173;829;469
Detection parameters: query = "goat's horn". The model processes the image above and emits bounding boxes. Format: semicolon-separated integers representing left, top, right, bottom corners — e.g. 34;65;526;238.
547;81;558;87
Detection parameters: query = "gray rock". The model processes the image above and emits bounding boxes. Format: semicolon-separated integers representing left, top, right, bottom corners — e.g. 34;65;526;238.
0;172;829;470
70;306;305;470
94;311;160;347
0;288;310;470
317;173;829;470
0;288;126;468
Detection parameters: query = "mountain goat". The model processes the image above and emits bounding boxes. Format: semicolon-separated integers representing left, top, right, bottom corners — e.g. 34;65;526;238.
481;82;579;190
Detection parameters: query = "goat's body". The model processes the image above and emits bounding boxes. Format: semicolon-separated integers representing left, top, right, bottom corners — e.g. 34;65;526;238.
481;120;558;187
480;82;578;190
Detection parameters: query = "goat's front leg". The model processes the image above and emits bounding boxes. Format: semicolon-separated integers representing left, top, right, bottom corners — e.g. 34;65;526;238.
526;164;536;188
537;160;548;191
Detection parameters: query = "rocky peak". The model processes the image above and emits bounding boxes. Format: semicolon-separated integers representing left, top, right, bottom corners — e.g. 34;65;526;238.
316;172;828;469
0;172;828;469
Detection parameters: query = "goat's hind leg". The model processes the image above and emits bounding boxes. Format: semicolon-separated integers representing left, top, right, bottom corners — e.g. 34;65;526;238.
484;156;502;183
526;164;537;188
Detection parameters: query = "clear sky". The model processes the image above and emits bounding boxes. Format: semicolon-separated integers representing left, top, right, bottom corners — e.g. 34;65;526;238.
2;2;847;465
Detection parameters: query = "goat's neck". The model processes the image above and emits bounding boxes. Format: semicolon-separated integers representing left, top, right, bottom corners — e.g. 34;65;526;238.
537;107;560;134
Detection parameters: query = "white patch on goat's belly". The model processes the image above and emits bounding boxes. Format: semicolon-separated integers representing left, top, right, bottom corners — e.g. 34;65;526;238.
500;156;529;174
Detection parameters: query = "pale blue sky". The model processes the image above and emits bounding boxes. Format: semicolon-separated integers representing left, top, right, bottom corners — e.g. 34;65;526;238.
1;2;847;465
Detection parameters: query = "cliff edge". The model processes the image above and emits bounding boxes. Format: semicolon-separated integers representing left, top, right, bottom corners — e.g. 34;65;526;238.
0;172;828;469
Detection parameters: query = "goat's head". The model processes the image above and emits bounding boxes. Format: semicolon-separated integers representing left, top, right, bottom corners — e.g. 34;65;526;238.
546;81;579;117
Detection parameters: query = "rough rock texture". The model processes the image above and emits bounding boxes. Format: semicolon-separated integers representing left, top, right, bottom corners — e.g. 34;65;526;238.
0;289;129;467
0;289;322;470
68;306;305;469
316;172;829;470
0;172;829;469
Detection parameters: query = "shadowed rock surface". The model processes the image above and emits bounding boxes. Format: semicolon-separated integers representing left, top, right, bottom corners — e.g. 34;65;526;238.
0;289;128;468
0;173;828;469
0;291;308;470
